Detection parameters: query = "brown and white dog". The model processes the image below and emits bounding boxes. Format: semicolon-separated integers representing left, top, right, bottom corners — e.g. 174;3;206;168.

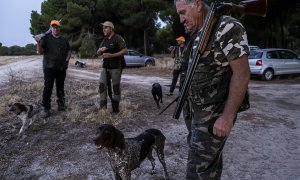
8;102;41;135
93;124;170;180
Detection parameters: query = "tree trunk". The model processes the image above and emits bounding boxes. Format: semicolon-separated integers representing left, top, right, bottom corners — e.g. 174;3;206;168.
280;16;285;48
144;29;148;55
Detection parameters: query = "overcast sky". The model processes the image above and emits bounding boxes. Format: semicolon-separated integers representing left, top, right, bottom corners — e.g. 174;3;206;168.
0;0;167;48
0;0;44;47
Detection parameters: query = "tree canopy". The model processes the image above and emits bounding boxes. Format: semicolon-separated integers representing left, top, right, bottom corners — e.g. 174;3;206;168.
29;0;176;57
2;0;299;56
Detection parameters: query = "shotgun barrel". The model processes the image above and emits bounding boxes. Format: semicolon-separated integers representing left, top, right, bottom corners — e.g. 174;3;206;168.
173;1;221;119
223;0;267;17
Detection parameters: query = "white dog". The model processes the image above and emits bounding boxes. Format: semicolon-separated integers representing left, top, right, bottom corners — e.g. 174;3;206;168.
8;102;41;135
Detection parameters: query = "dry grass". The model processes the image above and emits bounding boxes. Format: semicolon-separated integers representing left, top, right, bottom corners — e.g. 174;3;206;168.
68;54;174;71
5;67;26;92
0;56;28;65
51;78;138;125
0;54;174;126
0;94;23;116
154;55;174;69
1;75;138;126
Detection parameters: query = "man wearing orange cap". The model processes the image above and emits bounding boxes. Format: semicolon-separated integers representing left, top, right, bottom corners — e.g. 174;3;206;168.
166;36;186;96
34;20;71;118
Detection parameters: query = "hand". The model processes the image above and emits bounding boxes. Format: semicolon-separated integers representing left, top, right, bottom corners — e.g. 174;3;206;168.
34;36;41;44
221;3;245;17
212;115;234;137
97;47;108;55
102;53;113;58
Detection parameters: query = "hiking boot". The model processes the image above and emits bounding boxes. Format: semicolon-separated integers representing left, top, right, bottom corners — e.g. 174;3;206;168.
111;100;120;114
110;111;120;115
41;109;50;118
57;104;66;111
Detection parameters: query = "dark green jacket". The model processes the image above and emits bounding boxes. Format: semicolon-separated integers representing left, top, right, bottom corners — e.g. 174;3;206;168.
41;34;70;70
100;34;126;69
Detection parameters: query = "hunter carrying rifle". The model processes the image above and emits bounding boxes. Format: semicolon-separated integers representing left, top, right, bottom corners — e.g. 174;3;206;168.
159;0;267;116
170;0;267;178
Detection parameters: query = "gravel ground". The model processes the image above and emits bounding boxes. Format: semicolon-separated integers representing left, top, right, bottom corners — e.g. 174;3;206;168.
0;56;299;180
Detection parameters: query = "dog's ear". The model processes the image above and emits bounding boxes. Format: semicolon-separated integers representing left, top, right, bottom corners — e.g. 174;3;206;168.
114;128;125;149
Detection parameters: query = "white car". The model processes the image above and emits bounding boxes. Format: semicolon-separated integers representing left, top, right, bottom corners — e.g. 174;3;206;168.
249;45;260;51
248;48;300;80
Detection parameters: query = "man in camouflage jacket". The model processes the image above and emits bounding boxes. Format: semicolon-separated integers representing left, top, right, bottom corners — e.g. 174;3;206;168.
167;36;186;96
175;0;250;179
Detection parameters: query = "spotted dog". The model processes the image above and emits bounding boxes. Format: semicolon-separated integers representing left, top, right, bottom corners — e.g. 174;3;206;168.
151;83;163;109
8;102;41;135
93;124;170;180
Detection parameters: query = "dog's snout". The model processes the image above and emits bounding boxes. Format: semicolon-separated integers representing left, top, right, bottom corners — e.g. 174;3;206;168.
8;105;15;111
93;137;99;144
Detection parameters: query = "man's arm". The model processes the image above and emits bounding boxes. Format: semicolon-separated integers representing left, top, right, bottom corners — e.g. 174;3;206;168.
171;47;176;58
66;50;71;61
34;36;44;54
213;54;250;137
97;47;107;55
102;48;128;59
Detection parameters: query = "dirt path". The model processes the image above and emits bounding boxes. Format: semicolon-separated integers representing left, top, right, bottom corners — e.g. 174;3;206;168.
0;56;299;180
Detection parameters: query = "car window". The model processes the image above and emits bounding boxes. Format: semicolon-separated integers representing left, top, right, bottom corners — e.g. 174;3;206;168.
249;46;259;51
249;51;263;59
278;50;297;59
266;51;280;59
128;51;134;56
129;51;141;56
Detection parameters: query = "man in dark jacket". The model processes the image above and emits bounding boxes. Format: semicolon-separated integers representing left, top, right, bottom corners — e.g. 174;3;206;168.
35;20;71;118
97;21;127;114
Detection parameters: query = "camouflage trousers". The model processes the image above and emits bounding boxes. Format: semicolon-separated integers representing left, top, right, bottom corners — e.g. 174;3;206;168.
186;103;236;180
99;68;122;110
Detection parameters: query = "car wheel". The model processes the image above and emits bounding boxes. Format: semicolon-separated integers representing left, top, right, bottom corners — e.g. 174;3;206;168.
262;69;274;81
145;61;153;67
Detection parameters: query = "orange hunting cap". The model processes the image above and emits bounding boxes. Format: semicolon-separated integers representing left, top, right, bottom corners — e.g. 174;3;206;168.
176;36;185;42
50;20;60;27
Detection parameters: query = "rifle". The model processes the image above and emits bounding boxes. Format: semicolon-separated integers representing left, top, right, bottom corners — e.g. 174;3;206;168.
172;0;267;119
33;19;62;39
158;97;178;115
173;1;222;119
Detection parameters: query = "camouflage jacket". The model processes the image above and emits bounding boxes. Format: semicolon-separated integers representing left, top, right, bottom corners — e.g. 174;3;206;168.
188;16;249;114
173;46;185;70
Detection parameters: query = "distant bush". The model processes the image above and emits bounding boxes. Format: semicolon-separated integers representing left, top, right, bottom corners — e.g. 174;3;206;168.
0;43;36;56
78;33;97;58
